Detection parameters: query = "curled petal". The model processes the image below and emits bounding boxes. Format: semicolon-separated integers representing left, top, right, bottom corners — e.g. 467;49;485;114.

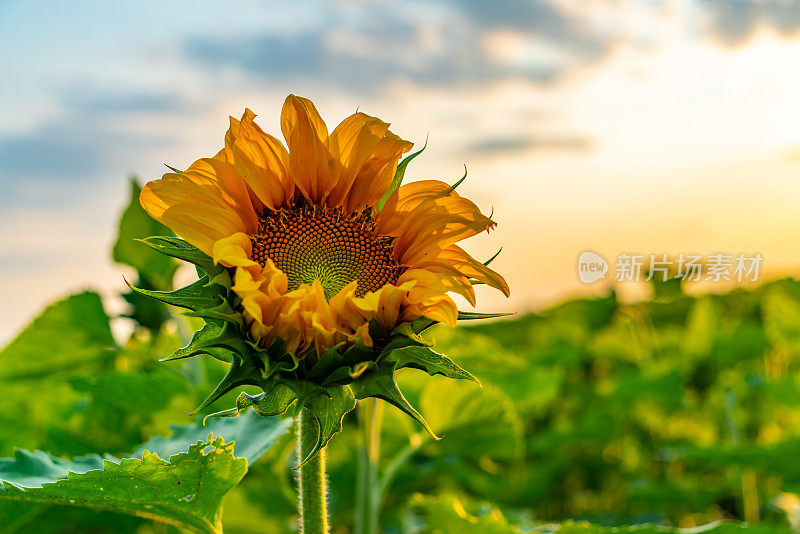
377;180;496;264
216;108;291;210
280;95;337;204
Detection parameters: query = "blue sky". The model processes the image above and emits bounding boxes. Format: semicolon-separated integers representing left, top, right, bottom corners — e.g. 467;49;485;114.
2;0;800;342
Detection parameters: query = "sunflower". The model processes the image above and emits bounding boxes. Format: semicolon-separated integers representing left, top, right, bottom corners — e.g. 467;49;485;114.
140;95;509;358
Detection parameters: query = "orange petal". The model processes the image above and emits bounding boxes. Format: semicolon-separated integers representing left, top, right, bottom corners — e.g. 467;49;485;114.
344;131;412;213
377;180;496;264
219;109;291;209
280;95;337;204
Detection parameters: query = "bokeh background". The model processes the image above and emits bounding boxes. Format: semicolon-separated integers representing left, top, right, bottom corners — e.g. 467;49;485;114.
3;0;800;343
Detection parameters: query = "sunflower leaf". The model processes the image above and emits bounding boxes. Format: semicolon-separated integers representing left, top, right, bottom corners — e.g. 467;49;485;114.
183;299;242;327
297;385;357;467
192;356;262;414
350;363;439;439
375;137;427;212
126;276;224;313
388;345;478;383
322;360;376;386
456;311;514;321
0;436;246;534
483;247;503;266
113;180;177;290
204;384;297;422
162;320;240;363
139;236;222;275
410;317;438;334
450;164;467;190
306;344;349;381
137;409;292;465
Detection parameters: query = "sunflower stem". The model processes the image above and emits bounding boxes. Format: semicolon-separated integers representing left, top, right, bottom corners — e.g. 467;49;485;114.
355;399;383;534
297;408;329;534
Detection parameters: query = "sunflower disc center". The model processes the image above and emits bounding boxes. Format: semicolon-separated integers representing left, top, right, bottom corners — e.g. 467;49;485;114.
250;206;399;299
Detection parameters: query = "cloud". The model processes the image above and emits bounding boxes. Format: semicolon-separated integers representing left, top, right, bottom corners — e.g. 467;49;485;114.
467;133;594;156
183;0;620;93
701;0;800;47
62;90;189;114
0;89;180;208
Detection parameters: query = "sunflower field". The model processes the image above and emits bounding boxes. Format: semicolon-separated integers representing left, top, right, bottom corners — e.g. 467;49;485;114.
2;179;800;534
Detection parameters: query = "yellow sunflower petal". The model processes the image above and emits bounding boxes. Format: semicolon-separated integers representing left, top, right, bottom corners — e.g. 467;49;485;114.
280;95;337;204
216;109;291;210
212;232;259;268
344;131;413;213
377;180;496;264
326;112;389;207
140;158;259;255
278;280;338;357
432;245;510;297
396;269;459;327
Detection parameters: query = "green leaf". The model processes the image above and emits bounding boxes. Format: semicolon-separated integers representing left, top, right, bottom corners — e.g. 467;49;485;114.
408;495;759;533
0;436;247;534
375;138;427;211
0;451;104;489
291;384;357;467
457;311;514;321
164;320;241;363
408;494;519;534
126;276;224;313
388;345;478;382
205;383;297;420
192;355;263;414
350;363;439;439
419;380;523;461
135;410;292;465
0;292;116;381
305;384;356;453
762;285;800;350
70;369;189;419
139;236;220;276
112;179;176;290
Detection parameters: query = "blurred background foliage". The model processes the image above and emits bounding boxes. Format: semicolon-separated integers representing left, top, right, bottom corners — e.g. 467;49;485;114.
2;180;800;533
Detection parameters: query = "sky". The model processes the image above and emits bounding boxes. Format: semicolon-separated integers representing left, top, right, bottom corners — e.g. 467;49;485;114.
2;0;800;343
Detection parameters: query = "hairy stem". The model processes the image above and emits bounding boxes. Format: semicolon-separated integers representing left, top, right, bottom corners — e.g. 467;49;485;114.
355;399;383;534
297;408;329;534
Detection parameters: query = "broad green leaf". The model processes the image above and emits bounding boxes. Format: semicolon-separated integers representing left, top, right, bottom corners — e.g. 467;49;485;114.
419;380;523;461
0;292;116;380
350;363;438;438
305;384;356;452
135;409;292;465
139;235;220;275
407;494;519;534
0;451;104;489
126;275;224;313
388;345;477;382
0;436;246;534
112;179;176;290
193;355;263;413
409;495;763;534
165;320;241;362
550;520;771;533
70;369;188;416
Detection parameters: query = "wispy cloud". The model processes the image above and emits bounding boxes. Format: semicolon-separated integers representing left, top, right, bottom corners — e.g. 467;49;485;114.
701;0;800;47
184;0;621;93
467;133;594;156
